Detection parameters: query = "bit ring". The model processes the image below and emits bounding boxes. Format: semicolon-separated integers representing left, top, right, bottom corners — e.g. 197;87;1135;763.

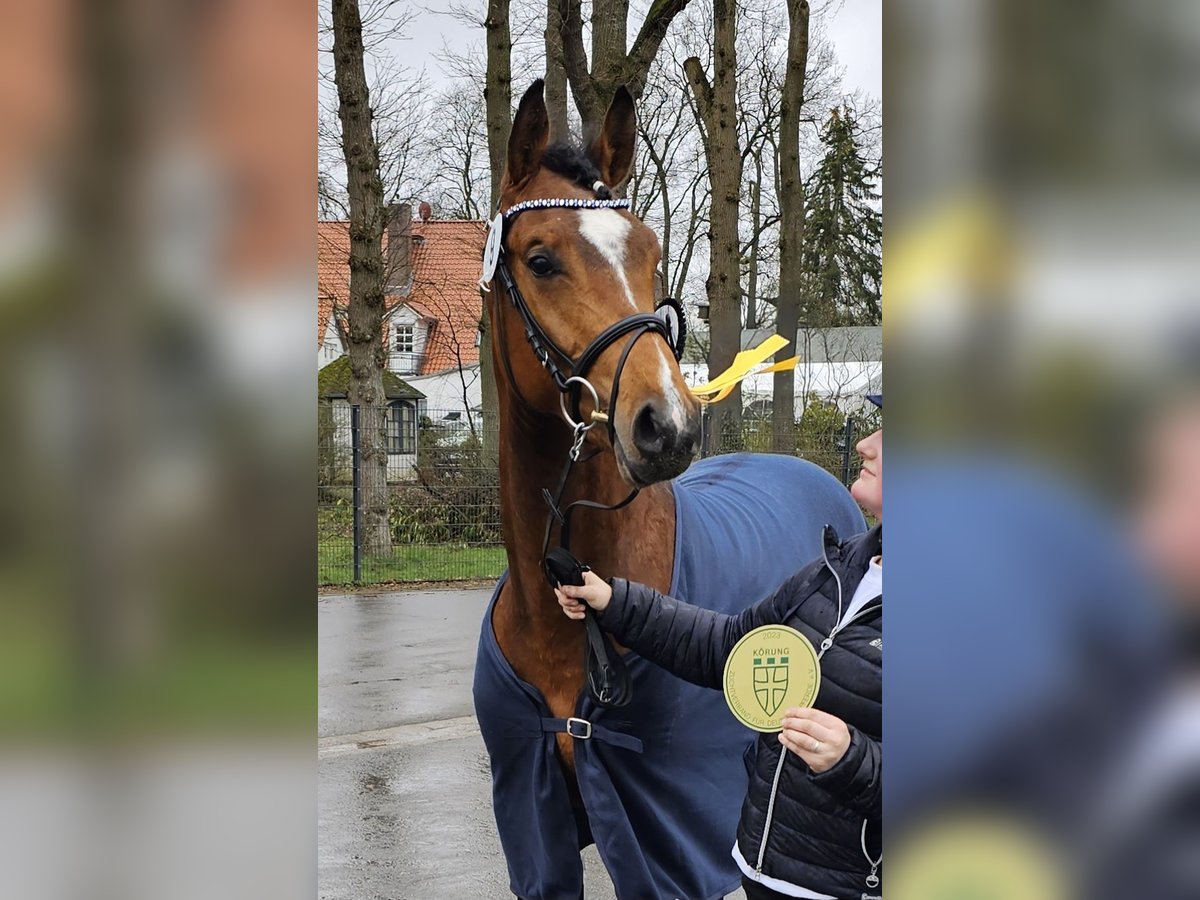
559;376;603;431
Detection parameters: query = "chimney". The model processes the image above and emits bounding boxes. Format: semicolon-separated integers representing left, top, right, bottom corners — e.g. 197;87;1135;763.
419;201;432;222
386;202;412;294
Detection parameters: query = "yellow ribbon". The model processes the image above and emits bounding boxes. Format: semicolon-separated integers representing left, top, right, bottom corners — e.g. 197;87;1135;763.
689;334;799;403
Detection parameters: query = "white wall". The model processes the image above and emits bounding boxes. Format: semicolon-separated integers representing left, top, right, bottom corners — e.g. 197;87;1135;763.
318;327;343;368
328;397;420;482
406;365;482;443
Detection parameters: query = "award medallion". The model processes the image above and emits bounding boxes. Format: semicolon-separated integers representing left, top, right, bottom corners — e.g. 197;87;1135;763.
723;625;820;732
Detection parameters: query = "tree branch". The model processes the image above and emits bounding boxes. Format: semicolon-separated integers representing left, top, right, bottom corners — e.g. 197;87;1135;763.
682;57;713;128
559;0;602;127
627;0;691;94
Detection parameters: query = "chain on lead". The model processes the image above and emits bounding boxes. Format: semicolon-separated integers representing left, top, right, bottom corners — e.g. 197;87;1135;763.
569;423;588;461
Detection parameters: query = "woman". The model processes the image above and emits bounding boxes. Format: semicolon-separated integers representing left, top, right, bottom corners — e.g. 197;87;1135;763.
557;398;883;900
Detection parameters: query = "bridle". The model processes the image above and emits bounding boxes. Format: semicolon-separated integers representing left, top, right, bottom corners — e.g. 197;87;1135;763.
486;193;686;435
482;185;688;708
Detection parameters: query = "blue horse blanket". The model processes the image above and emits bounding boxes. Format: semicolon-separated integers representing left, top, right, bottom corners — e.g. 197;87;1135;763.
473;453;866;900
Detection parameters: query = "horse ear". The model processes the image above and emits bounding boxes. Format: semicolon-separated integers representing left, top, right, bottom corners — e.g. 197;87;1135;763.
504;80;550;193
588;86;636;188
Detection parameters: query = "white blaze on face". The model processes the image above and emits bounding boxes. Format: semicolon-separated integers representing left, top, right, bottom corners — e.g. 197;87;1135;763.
576;209;636;310
576;209;690;437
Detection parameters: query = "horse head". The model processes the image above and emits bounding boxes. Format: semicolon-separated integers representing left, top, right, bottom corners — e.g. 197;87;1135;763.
493;80;701;487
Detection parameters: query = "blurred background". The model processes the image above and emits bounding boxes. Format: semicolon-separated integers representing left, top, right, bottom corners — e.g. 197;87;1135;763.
2;0;1198;897
0;0;313;897
886;0;1200;897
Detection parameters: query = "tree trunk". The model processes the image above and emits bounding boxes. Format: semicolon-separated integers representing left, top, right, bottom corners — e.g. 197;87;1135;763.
645;138;672;295
588;0;630;143
481;0;512;464
485;0;512;209
561;0;692;143
746;151;762;330
685;0;742;448
772;0;809;453
332;0;391;556
545;0;569;139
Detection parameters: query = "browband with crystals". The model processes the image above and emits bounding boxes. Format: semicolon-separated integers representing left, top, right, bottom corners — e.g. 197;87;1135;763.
503;197;632;219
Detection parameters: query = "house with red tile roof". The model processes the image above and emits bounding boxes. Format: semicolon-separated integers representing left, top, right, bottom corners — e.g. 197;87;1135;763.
317;207;486;378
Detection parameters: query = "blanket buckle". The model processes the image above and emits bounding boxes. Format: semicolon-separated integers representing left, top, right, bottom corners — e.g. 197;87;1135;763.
566;717;593;740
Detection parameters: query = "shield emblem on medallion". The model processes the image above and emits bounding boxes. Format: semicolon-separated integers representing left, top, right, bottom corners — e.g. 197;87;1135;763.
752;656;789;717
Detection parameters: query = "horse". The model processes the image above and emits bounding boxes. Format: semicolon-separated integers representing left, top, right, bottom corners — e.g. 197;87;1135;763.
473;80;866;900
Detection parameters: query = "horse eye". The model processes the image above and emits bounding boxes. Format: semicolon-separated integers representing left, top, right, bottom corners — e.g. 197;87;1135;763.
527;254;557;277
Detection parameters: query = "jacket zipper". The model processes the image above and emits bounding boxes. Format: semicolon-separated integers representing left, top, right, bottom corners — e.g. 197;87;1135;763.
819;600;881;659
756;749;788;874
753;535;881;877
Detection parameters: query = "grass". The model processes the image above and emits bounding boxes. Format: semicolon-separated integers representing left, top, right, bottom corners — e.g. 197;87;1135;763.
318;539;507;586
0;634;314;736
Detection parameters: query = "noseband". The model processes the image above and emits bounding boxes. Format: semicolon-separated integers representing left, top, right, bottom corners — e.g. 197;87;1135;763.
483;188;686;709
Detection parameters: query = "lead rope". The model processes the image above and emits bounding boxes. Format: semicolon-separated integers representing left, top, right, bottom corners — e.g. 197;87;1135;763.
538;329;650;709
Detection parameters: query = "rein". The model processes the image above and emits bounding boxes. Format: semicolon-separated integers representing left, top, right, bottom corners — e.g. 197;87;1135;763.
485;189;685;708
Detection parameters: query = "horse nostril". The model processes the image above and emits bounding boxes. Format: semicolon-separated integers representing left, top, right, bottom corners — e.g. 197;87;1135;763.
632;402;681;458
681;412;700;452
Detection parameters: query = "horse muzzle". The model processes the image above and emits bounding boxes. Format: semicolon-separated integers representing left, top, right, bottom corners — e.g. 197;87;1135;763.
617;399;700;486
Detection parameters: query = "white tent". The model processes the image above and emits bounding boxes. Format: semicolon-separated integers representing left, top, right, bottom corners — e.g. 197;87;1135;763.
679;360;881;421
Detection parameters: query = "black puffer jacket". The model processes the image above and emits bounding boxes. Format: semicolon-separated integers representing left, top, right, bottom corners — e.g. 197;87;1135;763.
600;524;882;900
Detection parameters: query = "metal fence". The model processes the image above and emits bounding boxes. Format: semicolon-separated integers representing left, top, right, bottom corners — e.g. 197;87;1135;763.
318;399;879;587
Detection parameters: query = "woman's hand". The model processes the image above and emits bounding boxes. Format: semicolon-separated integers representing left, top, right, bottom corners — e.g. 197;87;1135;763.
555;571;613;619
779;707;852;773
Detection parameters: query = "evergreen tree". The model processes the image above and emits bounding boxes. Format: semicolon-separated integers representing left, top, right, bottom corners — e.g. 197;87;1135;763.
801;105;882;326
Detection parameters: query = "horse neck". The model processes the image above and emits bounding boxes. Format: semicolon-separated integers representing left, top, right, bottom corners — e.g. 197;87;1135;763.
497;393;676;632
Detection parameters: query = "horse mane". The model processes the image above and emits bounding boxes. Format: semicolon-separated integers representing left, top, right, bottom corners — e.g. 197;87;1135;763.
540;142;610;197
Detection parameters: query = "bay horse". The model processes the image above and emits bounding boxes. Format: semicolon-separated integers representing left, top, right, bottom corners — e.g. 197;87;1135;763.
473;81;866;900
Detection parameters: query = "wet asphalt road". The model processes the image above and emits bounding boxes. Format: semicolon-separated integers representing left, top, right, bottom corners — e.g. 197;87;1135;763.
318;587;747;900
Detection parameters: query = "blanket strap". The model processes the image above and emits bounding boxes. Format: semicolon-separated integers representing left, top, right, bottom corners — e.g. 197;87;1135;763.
540;717;644;753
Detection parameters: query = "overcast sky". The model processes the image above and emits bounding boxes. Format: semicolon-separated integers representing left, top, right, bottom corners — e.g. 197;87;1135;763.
390;0;880;102
824;0;881;101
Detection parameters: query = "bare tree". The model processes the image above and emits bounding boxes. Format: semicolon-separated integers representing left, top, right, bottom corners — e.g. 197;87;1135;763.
736;4;788;331
630;42;709;302
685;0;744;443
772;0;810;452
428;78;491;219
437;0;552;463
483;0;514;210
559;0;694;146
544;0;569;138
330;0;392;556
319;1;434;218
479;0;513;461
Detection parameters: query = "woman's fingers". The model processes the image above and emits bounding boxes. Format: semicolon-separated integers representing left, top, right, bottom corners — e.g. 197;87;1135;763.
782;706;837;729
780;713;838;744
556;572;612;613
554;588;587;620
778;708;853;773
558;576;610;609
780;722;823;754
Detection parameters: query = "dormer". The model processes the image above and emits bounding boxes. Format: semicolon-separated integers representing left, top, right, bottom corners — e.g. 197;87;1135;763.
389;306;429;375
